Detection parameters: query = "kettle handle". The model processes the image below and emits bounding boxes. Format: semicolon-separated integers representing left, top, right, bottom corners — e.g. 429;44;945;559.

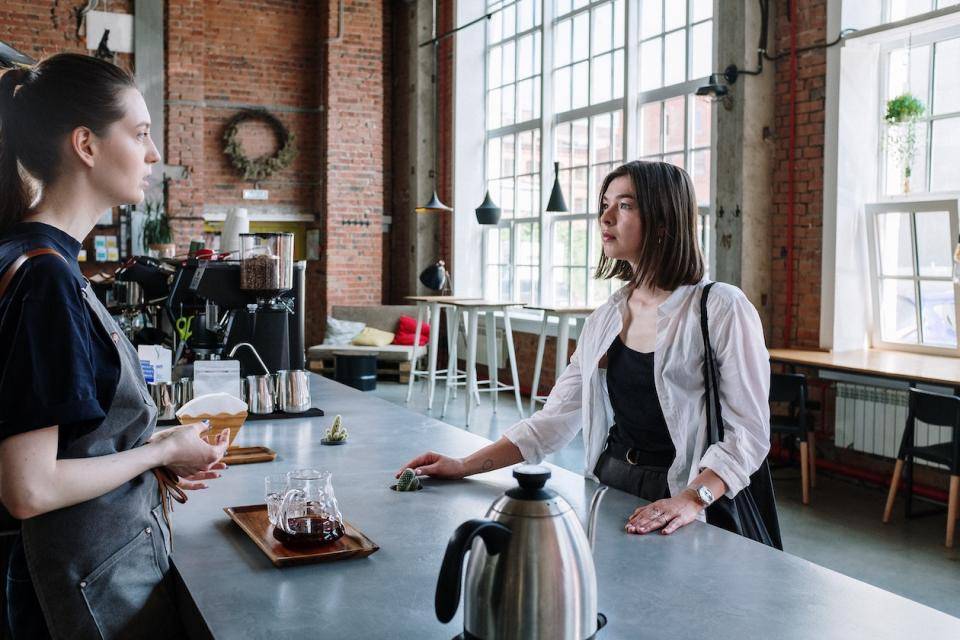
435;519;511;624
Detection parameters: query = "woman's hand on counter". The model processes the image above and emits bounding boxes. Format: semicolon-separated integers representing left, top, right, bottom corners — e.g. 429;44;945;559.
396;451;468;480
625;492;701;535
152;422;230;478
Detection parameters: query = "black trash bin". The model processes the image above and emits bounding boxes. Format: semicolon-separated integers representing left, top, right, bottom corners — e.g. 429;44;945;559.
334;352;378;391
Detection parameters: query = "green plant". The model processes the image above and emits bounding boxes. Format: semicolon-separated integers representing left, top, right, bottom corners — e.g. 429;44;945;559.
325;415;348;442
395;468;421;492
141;199;172;246
884;93;926;186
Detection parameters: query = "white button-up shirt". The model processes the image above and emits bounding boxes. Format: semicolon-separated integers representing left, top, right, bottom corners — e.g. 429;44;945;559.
504;279;771;505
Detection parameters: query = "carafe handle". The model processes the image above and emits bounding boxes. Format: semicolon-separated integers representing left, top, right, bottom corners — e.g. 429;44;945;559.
278;488;304;535
435;519;511;624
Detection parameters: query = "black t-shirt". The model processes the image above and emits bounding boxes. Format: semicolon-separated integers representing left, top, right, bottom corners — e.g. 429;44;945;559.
606;335;676;461
0;222;120;448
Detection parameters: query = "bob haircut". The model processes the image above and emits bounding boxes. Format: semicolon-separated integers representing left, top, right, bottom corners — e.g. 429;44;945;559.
594;160;704;291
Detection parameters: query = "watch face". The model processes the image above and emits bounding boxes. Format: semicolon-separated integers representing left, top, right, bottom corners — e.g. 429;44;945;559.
698;486;713;504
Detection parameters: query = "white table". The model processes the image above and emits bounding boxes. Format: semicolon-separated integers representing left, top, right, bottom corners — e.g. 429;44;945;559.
525;305;594;412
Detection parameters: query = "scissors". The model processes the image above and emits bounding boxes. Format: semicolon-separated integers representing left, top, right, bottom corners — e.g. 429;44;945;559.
176;316;194;342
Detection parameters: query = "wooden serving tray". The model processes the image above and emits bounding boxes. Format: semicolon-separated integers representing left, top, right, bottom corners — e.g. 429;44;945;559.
223;446;277;465
224;504;379;567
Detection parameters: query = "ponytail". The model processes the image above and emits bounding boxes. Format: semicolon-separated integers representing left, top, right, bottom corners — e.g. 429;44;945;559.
0;67;33;234
0;55;135;236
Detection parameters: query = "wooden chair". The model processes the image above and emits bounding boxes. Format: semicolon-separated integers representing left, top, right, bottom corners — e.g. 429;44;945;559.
769;372;815;505
883;388;960;548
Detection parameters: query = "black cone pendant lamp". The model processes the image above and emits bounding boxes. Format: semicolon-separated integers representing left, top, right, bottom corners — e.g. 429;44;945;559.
416;191;452;213
416;0;452;215
546;161;569;212
475;190;502;225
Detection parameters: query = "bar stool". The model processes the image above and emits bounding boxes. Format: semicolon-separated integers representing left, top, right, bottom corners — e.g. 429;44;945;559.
769;372;814;505
525;305;593;413
883;388;960;548
442;300;526;427
404;296;473;410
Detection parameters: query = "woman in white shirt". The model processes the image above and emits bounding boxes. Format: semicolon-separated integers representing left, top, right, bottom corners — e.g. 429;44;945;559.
398;161;770;536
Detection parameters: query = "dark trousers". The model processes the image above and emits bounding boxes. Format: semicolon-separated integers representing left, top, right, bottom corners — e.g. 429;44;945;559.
594;445;672;503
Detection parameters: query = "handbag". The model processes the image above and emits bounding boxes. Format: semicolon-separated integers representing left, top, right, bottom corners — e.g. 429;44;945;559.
700;282;783;550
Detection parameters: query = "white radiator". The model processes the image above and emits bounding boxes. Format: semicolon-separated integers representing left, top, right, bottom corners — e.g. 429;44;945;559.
834;383;951;468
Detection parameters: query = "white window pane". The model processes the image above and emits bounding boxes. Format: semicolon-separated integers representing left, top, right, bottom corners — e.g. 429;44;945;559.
518;0;534;32
693;95;712;147
518;130;534;174
533;128;541;170
592;2;613;56
555;0;572;17
886;46;930;104
488;9;502;43
571;268;588;306
884;122;928;195
572;60;590;109
690;20;712;80
518;35;533;79
533;76;542;119
501;179;515;218
560;169;574;208
665;0;686;31
664;96;685;152
574;0;589;9
517;78;534;121
889;0;933;20
534;33;542;73
486;227;501;262
555;19;572;67
573;12;590;62
572;118;589;166
556;122;572;166
640;38;663;91
489;45;502;88
593;162;613;209
640;101;662;155
555;66;571;112
502;134;516;177
554;220;571;264
573;167;589;212
502;41;516;85
612;111;623;160
488;88;502;129
488;137;501;179
691;149;711;206
876;212;914;276
592;113;613;164
931;117;960;191
939;0;960;7
571;220;588;265
915;211;954;277
554;268;571;305
517;175;534;216
614;0;625;49
613;49;624;99
640;0;662;39
879;279;918;344
591;53;613;104
920;281;957;347
502;3;516;39
664;152;685;169
664;30;686;86
692;0;712;22
501;83;516;126
934;38;960;115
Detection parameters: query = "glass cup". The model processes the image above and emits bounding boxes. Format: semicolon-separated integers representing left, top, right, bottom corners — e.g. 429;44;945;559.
277;468;344;543
265;473;288;526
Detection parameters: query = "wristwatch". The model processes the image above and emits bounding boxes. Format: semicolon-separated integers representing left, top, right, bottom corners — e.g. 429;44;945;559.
687;484;714;508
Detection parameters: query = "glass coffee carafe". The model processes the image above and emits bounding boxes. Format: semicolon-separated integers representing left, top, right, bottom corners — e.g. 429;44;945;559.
274;469;344;546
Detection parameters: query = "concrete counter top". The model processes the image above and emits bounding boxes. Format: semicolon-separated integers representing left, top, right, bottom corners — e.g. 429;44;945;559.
171;375;960;639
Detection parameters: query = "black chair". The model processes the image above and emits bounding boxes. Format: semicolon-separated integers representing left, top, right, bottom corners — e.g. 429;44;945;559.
769;372;814;505
883;388;960;548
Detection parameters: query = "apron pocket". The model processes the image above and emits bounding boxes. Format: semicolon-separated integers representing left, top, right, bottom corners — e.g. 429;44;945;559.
79;526;176;639
150;503;173;559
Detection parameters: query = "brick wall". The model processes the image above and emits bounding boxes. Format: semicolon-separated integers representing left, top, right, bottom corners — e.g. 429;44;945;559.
769;0;826;350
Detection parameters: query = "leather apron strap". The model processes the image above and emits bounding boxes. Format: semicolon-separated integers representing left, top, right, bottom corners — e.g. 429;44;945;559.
0;247;67;300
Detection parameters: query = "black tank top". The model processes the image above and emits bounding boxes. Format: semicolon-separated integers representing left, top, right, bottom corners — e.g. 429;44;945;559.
605;335;676;465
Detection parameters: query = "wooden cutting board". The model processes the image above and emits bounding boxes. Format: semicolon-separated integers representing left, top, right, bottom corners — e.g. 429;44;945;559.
222;446;277;465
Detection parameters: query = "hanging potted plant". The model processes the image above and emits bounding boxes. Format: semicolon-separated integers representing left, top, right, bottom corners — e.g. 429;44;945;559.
884;93;925;193
141;199;176;258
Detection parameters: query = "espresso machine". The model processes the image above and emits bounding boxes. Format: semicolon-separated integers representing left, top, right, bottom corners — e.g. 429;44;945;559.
166;233;306;376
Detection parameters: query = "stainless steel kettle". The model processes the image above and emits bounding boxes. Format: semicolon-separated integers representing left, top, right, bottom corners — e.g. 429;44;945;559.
436;465;608;640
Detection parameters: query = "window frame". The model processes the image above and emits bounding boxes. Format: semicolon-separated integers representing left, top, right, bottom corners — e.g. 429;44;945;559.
864;198;960;356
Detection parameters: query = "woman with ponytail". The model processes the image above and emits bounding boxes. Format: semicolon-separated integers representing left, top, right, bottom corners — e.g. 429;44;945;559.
0;54;230;639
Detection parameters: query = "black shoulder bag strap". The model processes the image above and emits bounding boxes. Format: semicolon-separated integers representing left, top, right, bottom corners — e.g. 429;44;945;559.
700;282;783;550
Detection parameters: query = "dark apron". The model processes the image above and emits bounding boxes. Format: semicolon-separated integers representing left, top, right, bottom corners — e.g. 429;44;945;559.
19;283;182;639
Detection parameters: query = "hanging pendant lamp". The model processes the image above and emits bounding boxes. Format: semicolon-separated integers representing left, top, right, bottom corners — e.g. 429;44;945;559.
416;190;452;213
474;190;502;225
546;161;569;212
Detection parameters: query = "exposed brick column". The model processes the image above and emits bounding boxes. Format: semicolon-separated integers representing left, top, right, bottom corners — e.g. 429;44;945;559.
770;0;826;349
319;0;387;317
165;0;206;252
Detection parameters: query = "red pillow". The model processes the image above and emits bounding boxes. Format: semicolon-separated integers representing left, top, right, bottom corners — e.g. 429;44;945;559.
393;315;430;346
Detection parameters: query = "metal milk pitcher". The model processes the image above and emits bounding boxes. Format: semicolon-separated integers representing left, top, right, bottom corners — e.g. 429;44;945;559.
435;465;608;640
276;369;311;413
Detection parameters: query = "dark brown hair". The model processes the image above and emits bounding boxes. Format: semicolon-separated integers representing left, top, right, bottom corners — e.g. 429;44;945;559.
0;54;135;234
594;160;704;291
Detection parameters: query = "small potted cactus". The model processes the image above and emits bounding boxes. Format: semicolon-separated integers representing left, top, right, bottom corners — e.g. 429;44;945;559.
323;415;348;444
393;468;422;492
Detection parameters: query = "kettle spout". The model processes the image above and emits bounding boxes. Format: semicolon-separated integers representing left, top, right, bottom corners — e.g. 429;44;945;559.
586;485;609;551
